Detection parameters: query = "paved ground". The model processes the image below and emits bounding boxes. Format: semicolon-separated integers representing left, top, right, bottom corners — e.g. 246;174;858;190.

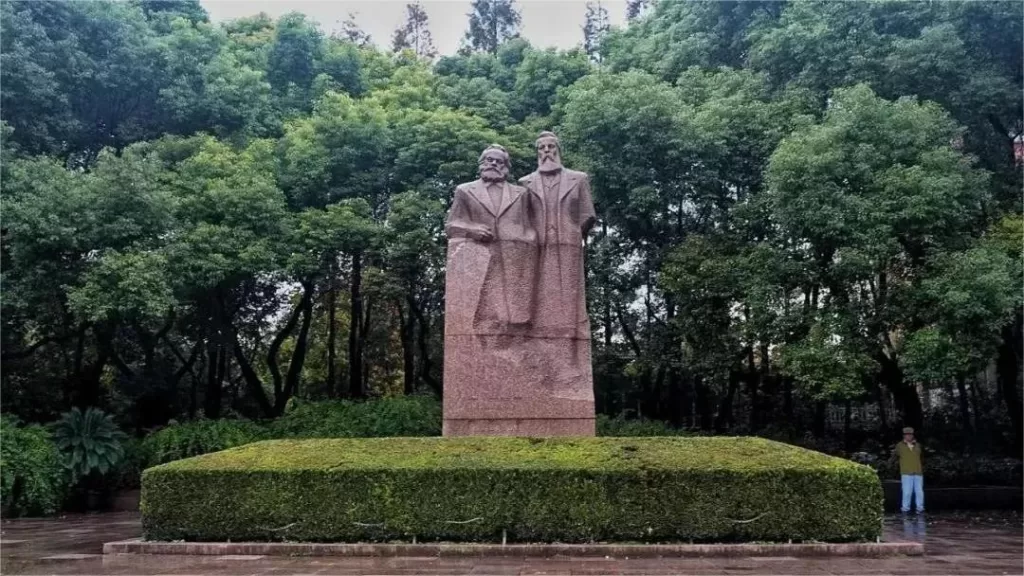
1;511;1020;575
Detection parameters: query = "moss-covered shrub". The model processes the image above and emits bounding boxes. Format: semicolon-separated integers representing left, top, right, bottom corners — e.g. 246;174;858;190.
268;396;441;438
142;436;882;543
140;419;268;467
0;415;67;517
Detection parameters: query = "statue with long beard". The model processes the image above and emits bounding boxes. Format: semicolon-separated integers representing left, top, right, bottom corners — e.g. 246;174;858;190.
443;137;596;436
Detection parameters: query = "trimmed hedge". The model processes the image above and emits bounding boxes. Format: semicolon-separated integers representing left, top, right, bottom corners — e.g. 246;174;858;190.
142;437;882;543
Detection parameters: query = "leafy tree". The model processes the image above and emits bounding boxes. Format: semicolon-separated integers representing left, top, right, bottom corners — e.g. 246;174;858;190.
606;0;785;79
748;0;1022;208
766;84;990;429
315;37;366;97
266;12;323;113
1;1;167;161
625;0;651;21
136;0;208;24
391;2;437;59
461;0;521;54
582;1;610;63
157;18;277;137
513;47;590;119
339;12;372;48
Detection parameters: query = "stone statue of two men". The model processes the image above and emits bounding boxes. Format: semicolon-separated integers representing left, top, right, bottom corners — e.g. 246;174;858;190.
443;132;597;436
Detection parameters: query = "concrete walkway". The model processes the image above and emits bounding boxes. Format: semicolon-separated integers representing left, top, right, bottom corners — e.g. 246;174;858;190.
2;511;1021;575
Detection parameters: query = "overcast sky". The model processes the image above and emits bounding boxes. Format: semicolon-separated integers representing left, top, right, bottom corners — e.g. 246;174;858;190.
201;0;629;55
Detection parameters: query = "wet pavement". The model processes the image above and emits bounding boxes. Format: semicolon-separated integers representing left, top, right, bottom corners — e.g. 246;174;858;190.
1;511;1021;575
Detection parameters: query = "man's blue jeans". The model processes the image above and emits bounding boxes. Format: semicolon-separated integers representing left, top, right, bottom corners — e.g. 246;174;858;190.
901;474;924;513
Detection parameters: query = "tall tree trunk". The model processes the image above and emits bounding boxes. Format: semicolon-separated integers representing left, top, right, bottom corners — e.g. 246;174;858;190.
189;367;199;419
327;258;338;398
782;376;794;421
716;371;740;432
879;355;922;430
694;375;714;431
956;375;974;438
278;280;315;414
968;376;983;437
758;342;771;429
997;314;1022;455
361;298;373;393
664;295;683;426
843;399;853;452
205;341;221;419
399;299;416;396
601;222;613;348
216;345;227;414
348;252;364;398
267;282;314;407
870;376;889;439
409;299;441;396
812;399;827;438
746;345;759;431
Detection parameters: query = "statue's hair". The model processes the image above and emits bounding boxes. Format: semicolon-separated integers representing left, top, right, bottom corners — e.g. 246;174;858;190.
478;144;510;167
535;131;561;152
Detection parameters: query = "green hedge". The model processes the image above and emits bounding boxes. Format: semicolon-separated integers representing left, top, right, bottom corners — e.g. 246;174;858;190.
0;416;67;517
142;437;882;543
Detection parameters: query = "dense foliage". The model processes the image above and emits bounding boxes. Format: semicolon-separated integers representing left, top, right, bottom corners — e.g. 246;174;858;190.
140;418;268;467
142;437;882;542
2;0;1021;465
0;416;67;517
53;407;127;485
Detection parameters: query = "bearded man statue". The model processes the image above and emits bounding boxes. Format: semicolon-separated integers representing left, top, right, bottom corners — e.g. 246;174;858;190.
443;136;597;437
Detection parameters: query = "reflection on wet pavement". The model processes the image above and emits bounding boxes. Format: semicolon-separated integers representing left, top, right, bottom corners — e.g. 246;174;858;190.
2;511;1021;575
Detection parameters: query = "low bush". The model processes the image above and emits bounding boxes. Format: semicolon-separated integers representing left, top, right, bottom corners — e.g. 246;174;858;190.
268;396;441;438
142;436;882;543
53;407;126;485
0;415;66;517
113;436;147;490
140;418;268;467
877;451;1022;486
596;414;689;437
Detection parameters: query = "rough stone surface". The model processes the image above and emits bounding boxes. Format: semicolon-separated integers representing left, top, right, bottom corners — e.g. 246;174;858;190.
443;136;596;436
3;511;1023;575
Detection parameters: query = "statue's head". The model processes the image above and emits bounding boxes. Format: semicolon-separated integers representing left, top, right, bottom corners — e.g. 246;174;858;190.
478;144;510;182
535;131;562;174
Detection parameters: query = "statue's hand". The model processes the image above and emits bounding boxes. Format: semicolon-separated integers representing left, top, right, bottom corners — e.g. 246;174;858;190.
471;227;494;243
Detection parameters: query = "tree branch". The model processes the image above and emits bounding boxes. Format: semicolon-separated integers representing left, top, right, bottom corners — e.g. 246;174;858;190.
283;280;316;402
267;288;308;397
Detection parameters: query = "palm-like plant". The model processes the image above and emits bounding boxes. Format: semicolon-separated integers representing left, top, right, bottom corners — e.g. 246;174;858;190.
52;407;126;485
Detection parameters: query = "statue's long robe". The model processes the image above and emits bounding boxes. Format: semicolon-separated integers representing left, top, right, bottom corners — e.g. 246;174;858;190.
519;168;597;340
443;179;536;328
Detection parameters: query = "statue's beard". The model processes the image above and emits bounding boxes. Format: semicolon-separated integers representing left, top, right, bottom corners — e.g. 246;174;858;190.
538;154;562;173
481;166;507;181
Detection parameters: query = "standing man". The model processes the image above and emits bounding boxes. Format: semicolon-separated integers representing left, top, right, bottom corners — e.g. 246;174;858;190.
893;427;925;514
519;131;597;341
444;144;537;329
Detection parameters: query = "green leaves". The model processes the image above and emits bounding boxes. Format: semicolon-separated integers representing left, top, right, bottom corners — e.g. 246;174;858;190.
69;250;175;323
0;416;67;517
52;407;126;486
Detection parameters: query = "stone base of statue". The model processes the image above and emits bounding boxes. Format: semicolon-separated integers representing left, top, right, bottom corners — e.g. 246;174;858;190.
442;238;595;437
